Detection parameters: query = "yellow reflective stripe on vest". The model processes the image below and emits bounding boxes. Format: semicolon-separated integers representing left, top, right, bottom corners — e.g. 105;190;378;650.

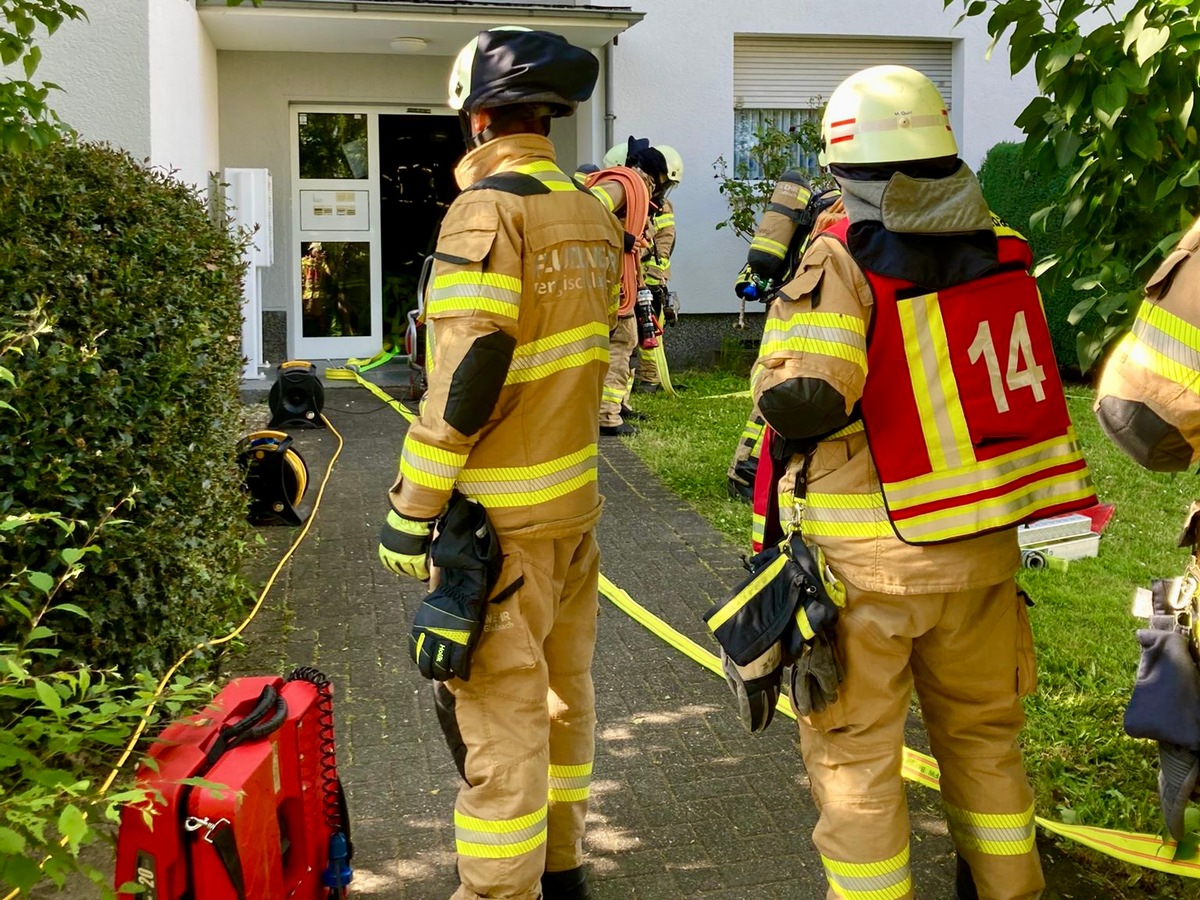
945;802;1037;856
885;431;1089;509
705;551;790;633
548;761;593;803
458;445;597;508
751;511;766;546
1128;302;1200;393
514;160;581;192
891;472;1095;543
760;312;868;371
590;185;616;212
821;845;912;900
455;805;548;859
898;292;972;470
427;271;522;319
506;322;610;385
801;491;894;538
653;212;675;228
750;234;789;260
400;438;469;492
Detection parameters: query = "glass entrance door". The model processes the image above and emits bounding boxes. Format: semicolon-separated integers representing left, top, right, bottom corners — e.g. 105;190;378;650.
291;108;382;360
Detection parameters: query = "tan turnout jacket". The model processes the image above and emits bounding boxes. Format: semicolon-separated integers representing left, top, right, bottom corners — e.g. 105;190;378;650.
1095;215;1200;470
389;134;623;535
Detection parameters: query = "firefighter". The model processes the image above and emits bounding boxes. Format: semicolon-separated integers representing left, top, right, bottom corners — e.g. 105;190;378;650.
377;27;622;900
1095;213;1200;471
727;173;845;502
586;137;658;435
751;65;1094;899
1094;216;1200;842
633;145;684;394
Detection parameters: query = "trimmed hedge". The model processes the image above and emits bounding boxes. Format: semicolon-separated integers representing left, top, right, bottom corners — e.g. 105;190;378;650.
0;142;252;673
977;142;1080;375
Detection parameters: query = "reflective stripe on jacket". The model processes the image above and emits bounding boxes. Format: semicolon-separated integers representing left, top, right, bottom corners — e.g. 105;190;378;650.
644;198;675;285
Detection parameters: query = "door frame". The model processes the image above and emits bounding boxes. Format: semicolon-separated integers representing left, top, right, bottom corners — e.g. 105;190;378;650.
289;104;382;360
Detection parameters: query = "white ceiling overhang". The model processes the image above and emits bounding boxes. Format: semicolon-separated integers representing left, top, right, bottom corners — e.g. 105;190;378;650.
197;0;643;56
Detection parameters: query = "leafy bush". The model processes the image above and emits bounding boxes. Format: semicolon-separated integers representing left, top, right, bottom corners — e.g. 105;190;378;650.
1;327;215;898
0;142;253;673
977;141;1083;375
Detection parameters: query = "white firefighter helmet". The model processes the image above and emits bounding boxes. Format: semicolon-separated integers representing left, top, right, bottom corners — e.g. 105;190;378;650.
656;145;684;185
818;65;958;167
448;26;599;116
601;142;627;168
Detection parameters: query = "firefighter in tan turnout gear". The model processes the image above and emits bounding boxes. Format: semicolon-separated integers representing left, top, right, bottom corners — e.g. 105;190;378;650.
586;137;672;433
633;144;683;394
377;27;621;900
750;66;1094;899
1095;215;1200;842
1095;213;1200;471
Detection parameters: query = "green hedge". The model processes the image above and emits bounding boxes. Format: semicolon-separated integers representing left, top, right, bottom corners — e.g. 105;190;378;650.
977;142;1080;375
0;142;252;673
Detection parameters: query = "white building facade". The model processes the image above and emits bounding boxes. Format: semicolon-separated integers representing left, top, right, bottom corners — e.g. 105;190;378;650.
28;0;1037;368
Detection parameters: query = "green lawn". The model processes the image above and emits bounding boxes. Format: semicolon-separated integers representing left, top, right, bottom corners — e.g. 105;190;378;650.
626;369;1200;898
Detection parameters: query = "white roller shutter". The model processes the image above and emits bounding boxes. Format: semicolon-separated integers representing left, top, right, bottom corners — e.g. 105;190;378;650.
734;36;954;110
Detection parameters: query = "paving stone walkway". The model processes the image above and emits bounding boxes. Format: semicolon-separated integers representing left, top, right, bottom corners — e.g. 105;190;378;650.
228;387;1096;900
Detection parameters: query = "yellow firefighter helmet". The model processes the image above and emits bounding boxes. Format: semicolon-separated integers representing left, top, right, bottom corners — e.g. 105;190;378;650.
819;65;958;167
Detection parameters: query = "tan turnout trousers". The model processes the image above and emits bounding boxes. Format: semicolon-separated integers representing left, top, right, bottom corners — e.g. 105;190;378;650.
442;520;601;900
803;579;1044;900
600;315;637;427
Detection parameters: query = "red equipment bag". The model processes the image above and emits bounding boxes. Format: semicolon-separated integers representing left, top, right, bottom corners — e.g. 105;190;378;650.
115;670;352;900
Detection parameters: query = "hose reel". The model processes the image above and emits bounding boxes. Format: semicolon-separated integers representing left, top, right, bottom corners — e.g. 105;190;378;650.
268;360;325;429
238;431;308;526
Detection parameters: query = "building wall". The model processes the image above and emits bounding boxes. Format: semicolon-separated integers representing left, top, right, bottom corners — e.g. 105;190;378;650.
217;50;585;320
610;0;1039;314
150;0;220;190
27;0;151;158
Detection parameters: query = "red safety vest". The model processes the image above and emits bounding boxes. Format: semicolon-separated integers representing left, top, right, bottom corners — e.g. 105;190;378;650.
824;218;1094;543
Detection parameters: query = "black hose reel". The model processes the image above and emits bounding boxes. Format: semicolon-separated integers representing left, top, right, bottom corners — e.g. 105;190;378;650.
237;431;309;526
268;360;325;429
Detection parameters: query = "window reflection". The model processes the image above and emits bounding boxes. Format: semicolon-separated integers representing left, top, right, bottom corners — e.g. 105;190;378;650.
300;241;371;338
298;112;369;180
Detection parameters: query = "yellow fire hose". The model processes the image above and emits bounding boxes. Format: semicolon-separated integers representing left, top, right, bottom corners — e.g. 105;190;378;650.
323;368;1200;880
597;574;1200;879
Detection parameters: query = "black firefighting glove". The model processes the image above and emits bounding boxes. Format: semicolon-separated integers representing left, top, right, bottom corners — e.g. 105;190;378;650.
789;631;845;717
409;492;502;682
647;283;668;318
720;645;782;734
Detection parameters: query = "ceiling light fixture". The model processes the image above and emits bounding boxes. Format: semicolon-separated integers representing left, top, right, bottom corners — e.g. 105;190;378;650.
390;37;428;53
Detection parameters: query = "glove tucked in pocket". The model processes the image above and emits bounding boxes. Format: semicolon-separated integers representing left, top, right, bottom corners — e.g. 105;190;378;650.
410;492;502;682
720;644;783;734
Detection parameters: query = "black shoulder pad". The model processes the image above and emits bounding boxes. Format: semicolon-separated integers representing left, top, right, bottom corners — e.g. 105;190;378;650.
759;377;851;442
466;172;551;196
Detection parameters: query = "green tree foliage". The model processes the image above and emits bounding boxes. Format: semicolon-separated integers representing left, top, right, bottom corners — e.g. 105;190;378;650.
977;141;1083;373
947;0;1200;371
713;117;833;242
0;142;253;673
0;0;85;152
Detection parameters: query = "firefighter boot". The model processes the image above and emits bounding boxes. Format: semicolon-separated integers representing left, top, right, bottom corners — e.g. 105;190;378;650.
542;865;591;900
600;422;638;436
955;853;980;900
